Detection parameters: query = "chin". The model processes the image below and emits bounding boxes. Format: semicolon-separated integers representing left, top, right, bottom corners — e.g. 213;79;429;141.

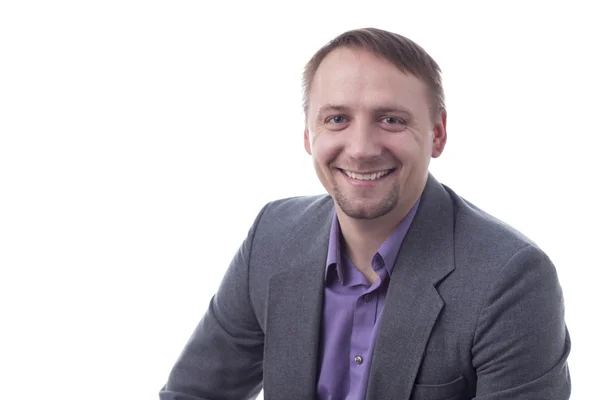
335;196;398;220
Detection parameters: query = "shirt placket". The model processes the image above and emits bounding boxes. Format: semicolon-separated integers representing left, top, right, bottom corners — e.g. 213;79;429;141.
348;286;378;396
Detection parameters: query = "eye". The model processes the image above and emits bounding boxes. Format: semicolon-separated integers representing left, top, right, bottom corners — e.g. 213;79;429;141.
326;115;347;124
382;117;406;125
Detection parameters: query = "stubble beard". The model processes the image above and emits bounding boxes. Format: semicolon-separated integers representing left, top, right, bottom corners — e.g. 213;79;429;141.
332;182;399;220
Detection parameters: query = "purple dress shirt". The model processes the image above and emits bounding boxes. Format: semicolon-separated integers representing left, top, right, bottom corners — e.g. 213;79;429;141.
316;199;420;400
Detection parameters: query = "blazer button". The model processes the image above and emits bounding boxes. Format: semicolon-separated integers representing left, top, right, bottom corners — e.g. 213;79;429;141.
354;355;363;365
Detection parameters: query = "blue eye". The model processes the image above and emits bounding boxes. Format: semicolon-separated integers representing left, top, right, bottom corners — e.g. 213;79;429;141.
329;116;346;124
383;117;405;125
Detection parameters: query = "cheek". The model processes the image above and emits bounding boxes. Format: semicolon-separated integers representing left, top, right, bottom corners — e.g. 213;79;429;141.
388;139;418;162
312;136;341;167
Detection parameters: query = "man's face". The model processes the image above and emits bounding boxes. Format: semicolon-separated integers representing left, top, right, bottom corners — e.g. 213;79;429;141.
304;47;446;220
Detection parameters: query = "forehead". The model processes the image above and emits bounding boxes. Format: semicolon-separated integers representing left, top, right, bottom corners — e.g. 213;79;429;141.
308;47;429;115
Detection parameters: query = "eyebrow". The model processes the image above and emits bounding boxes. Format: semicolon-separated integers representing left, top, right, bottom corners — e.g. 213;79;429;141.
316;104;350;118
316;104;414;119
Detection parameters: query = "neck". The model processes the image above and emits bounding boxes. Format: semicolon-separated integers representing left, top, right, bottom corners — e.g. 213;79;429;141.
336;196;418;271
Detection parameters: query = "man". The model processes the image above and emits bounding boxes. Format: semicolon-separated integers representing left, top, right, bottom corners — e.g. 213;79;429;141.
159;28;570;399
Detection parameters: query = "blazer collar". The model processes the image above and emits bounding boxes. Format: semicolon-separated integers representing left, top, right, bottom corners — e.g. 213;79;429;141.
263;200;333;400
366;174;456;400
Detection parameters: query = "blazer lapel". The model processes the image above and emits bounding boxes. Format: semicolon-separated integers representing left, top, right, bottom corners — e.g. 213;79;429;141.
366;175;456;400
263;202;334;400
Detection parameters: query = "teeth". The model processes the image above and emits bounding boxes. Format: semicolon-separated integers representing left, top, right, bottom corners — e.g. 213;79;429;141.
343;169;391;181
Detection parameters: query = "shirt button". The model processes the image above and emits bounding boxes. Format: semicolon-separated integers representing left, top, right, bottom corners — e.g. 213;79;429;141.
364;293;372;303
354;355;363;365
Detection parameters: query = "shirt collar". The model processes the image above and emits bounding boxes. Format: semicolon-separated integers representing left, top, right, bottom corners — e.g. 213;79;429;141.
325;197;421;283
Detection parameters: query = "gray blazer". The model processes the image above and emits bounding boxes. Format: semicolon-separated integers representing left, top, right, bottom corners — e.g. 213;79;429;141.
160;174;570;399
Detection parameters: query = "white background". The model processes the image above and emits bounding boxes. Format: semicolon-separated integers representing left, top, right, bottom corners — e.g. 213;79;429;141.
1;1;598;399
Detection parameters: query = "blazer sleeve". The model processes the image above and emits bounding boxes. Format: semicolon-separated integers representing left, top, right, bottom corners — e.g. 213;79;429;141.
471;244;571;399
158;205;269;400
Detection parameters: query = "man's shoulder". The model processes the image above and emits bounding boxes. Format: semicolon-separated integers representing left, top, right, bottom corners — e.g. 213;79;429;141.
445;184;543;261
259;194;332;223
251;193;333;235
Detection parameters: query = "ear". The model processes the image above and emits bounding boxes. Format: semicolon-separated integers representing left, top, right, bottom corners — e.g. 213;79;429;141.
304;126;312;155
431;109;447;158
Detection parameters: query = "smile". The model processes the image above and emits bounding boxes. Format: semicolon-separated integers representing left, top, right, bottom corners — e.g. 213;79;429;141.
341;169;395;181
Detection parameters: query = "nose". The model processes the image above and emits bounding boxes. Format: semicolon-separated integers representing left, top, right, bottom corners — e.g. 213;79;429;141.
345;120;382;160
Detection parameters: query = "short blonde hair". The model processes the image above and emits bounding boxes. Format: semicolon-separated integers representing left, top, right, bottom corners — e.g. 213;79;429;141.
302;28;445;117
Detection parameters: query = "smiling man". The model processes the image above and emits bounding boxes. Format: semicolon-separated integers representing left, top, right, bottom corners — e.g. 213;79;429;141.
159;28;571;400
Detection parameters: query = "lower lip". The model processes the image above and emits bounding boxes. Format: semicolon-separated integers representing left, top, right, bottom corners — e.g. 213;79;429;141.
338;169;394;187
